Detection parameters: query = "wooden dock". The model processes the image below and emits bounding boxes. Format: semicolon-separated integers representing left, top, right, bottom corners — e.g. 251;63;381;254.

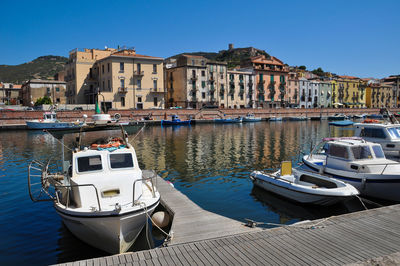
58;173;400;265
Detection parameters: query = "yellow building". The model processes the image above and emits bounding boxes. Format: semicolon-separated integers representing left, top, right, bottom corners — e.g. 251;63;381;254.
366;81;394;108
65;48;164;110
335;76;363;108
227;70;255;108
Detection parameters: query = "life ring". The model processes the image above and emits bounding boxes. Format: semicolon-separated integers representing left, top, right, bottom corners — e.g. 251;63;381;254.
114;113;121;121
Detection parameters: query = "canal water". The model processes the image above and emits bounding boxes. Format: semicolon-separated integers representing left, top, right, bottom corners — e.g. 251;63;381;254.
0;120;367;265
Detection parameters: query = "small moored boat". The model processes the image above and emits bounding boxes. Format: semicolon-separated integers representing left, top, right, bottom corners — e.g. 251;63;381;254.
242;113;261;122
214;116;242;123
28;126;160;254
161;114;191;126
329;120;354;127
250;161;359;206
26;111;83;130
269;116;283;122
302;137;400;201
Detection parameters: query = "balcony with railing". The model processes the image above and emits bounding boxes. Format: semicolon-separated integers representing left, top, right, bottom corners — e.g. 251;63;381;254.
150;87;165;93
133;70;144;76
118;87;128;94
191;75;198;81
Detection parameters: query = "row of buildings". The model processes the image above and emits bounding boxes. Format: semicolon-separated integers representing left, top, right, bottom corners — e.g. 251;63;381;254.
2;45;400;109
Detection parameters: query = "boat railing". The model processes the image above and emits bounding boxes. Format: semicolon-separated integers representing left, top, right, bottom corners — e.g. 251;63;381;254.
54;184;102;211
132;174;157;206
358;162;400;175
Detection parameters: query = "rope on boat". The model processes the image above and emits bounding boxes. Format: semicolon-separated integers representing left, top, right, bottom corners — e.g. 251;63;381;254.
128;123;146;143
43;130;74;151
355;195;368;210
139;202;173;248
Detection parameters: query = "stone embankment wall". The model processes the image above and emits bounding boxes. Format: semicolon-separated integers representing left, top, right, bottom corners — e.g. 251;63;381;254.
0;108;396;125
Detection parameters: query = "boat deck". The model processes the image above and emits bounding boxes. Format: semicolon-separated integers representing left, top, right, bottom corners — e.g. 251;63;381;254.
57;172;400;266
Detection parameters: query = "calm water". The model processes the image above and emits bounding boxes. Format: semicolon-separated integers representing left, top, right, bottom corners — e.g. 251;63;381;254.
0;121;364;265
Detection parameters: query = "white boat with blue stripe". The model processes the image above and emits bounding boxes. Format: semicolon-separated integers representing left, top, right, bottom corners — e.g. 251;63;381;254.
26;111;83;130
302;137;400;202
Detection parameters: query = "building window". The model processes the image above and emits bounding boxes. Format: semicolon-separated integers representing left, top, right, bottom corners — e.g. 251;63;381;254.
202;81;206;88
138;97;142;102
192;70;196;77
121;96;125;107
154;97;157;106
153;80;157;89
201;60;205;66
192;60;195;65
108;63;110;72
137;79;141;89
55;87;60;92
202;71;205;77
120;62;124;72
120;79;125;88
102;65;104;74
56;98;60;103
231;94;234;100
240;94;244;100
202;92;206;99
221;94;224;100
153;64;157;73
137;63;141;73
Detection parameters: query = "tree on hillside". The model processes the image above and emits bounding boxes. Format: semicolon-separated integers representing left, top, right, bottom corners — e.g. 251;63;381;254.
298;65;307;70
34;96;52;106
312;67;325;76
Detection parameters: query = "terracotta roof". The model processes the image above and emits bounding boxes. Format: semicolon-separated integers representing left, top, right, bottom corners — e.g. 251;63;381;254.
338;75;359;79
251;55;284;66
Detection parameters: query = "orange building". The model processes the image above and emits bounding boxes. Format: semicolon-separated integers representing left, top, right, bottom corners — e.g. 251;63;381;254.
241;55;289;108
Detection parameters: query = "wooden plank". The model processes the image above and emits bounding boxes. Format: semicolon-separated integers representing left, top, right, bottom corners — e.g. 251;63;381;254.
196;241;227;266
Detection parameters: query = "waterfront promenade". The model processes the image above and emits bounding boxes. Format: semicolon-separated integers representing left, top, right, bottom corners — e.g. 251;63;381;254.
58;173;400;266
0;107;397;128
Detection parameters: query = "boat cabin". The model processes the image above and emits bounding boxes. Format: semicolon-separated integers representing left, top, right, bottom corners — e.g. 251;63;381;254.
354;123;400;156
43;112;57;121
310;138;388;172
68;145;142;210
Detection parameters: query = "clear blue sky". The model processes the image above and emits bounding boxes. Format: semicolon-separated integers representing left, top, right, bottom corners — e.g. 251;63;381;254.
1;0;399;78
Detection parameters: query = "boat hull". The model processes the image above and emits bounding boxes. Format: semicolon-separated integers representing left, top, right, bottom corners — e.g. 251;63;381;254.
55;200;159;254
26;121;82;130
303;159;400;202
253;178;347;206
251;172;355;206
161;120;191;126
214;118;242;123
242;117;262;122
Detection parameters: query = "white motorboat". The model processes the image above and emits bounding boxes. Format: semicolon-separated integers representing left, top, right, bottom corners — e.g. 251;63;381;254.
242;113;262;122
26;111;83;130
250;161;358;206
269;116;283;122
354;122;400;158
302;137;400;201
28;126;160;254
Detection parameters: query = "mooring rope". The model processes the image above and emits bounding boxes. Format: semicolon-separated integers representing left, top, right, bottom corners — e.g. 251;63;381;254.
43;130;73;151
128;123;146;143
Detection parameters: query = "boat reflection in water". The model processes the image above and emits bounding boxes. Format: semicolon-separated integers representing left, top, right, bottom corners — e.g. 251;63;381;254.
250;186;372;226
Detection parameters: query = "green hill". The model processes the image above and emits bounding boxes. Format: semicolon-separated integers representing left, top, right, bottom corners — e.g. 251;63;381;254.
0;55;67;84
168;47;270;69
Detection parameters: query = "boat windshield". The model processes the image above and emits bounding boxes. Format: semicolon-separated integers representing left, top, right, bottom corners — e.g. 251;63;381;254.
372;145;385;158
351;146;373;160
110;153;134;169
387;127;400;139
77;155;102;172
